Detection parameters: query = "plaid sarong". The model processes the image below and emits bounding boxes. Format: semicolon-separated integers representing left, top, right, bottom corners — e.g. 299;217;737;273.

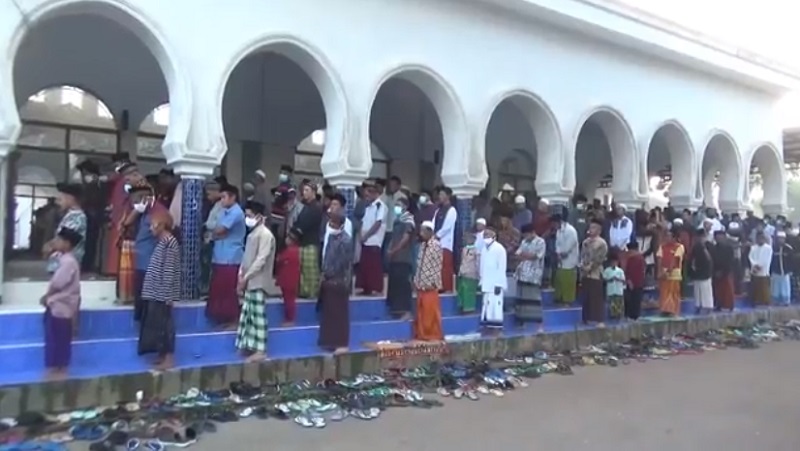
299;245;320;299
235;289;267;352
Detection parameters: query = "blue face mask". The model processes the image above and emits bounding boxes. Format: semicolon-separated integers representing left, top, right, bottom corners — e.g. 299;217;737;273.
393;206;403;216
279;173;289;183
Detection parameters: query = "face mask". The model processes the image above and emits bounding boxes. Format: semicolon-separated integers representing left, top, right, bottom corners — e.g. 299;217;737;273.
419;196;428;205
393;206;403;216
133;202;147;213
279;174;289;183
485;238;495;246
123;184;132;194
84;175;96;183
72;172;82;182
244;217;258;228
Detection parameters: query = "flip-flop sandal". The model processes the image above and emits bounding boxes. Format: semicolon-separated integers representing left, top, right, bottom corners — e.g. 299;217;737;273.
126;438;141;450
436;387;450;397
143;439;165;451
489;388;505;397
452;388;464;399
293;415;314;428
367;408;381;419
238;407;254;418
466;390;479;401
476;385;490;395
310;415;326;428
329;409;347;422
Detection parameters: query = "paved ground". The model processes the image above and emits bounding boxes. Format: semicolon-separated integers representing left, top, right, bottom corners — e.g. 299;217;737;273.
178;341;800;451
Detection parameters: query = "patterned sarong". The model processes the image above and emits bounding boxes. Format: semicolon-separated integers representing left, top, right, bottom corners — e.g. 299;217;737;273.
299;245;320;299
235;289;267;353
117;240;136;304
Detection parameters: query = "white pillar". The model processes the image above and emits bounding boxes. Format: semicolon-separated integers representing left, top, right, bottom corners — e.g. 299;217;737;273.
0;157;7;303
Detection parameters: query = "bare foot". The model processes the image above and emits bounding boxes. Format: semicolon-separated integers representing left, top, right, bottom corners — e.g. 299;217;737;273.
280;321;295;327
245;352;267;363
536;325;545;334
154;354;174;371
333;347;349;355
597;322;606;329
46;368;67;381
398;313;412;321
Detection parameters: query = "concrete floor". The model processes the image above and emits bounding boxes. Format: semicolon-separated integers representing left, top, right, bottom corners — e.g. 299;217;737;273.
175;341;800;451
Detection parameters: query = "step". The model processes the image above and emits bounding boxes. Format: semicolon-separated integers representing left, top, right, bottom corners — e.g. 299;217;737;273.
0;288;756;345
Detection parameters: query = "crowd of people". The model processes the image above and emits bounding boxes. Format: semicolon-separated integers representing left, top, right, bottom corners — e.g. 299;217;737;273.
35;156;799;379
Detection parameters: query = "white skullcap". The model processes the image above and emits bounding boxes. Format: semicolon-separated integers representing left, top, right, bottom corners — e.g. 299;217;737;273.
617;203;628;211
501;183;515;191
728;222;740;231
243;182;255;190
515;195;526;204
777;230;787;238
421;220;435;230
254;169;266;179
476;218;487;225
790;228;799;237
672;218;684;226
539;198;550;206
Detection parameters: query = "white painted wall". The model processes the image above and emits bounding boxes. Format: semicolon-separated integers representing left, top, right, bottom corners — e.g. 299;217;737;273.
0;0;790;208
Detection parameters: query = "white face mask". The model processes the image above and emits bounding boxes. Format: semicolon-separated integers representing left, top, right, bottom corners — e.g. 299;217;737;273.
133;202;147;213
419;196;428;205
393;206;404;216
485;237;495;246
279;174;289;183
72;172;82;182
244;217;258;228
83;175;96;183
123;183;132;194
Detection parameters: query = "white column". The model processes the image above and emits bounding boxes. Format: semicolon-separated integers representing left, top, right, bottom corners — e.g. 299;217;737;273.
0;157;7;303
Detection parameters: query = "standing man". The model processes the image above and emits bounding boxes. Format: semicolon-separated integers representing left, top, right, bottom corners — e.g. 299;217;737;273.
551;214;579;306
689;228;714;314
479;227;507;333
711;229;735;311
580;219;608;327
771;231;794;306
128;185;168;321
208;185;246;329
413;221;444;341
433;186;458;293
318;210;354;354
294;181;324;299
749;231;773;307
357;181;387;296
235;201;275;362
386;197;415;319
512;195;533;231
608;204;633;253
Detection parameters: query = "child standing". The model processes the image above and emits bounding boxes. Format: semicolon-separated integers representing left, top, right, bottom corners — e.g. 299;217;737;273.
457;233;480;314
602;252;626;321
623;241;646;320
276;228;301;326
40;227;82;380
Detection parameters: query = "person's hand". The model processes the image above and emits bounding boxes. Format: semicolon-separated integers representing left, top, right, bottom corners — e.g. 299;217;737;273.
39;295;47;307
626;280;633;289
236;276;246;294
494;286;501;296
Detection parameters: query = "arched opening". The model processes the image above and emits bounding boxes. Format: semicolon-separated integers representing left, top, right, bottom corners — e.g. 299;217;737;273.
748;143;786;215
484;92;561;199
368;67;464;192
645;121;694;208
220;40;342;189
136;103;170;175
700;132;740;210
574;108;636;204
8;6;176;280
296;129;389;180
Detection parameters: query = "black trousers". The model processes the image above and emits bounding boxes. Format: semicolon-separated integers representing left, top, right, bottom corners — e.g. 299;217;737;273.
624;287;643;320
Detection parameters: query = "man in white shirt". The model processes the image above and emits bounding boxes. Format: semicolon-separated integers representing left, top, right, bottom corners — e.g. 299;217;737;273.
749;231;773;307
433;187;458;292
322;193;353;261
551;214;579;305
356;181;386;295
474;218;487;254
609;204;633;251
480;227;507;332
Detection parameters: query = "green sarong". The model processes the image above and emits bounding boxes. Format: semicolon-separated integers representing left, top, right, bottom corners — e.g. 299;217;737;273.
554;268;577;304
457;276;478;313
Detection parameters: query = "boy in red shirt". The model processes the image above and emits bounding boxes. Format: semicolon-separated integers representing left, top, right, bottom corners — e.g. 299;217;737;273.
623;241;646;320
276;228;301;326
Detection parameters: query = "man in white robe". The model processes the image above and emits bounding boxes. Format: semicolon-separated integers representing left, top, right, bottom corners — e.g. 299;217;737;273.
480;227;507;331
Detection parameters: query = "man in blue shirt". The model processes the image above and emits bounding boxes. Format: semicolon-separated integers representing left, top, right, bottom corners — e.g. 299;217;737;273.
207;184;246;329
130;184;169;321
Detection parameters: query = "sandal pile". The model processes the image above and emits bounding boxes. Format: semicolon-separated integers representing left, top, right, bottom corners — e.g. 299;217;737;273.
1;320;797;448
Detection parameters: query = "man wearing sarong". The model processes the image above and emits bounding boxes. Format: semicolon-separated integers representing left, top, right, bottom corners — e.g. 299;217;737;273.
104;154;131;276
689;228;714;314
433;187;458;293
318;211;354;354
356;181;387;295
386;197;415;319
656;229;685;316
580;219;608;326
414;221;444;341
770;231;793;306
294;181;323;299
712;229;735;311
208;185;246;329
127;184;167;320
236;201;275;362
201;180;223;297
269;165;295;250
514;224;545;331
480;227;507;333
551;214;579;305
749;231;773;306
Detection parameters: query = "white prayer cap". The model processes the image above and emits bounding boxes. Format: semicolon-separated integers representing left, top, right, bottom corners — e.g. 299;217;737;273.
790;228;799;237
421;220;435;231
539;198;550;206
476;218;487;226
501;183;515;191
777;230;787;238
243;182;255;190
254;169;266;179
728;222;740;231
514;195;526;204
672;218;684;226
616;203;628;211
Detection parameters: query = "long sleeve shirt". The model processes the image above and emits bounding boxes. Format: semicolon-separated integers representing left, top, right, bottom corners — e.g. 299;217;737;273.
771;243;794;276
414;238;444;290
609;217;633;250
433;207;458;251
46;252;81;319
555;223;579;269
141;235;181;303
322;232;354;282
240;225;275;291
748;243;773;277
480;241;508;292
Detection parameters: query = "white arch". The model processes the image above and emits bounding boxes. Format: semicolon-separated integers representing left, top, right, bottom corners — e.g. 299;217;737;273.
3;0;192;159
644;120;695;202
700;130;741;209
747;142;786;212
19;85;117;129
367;63;472;191
218;34;348;177
572;105;638;198
481;89;563;194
